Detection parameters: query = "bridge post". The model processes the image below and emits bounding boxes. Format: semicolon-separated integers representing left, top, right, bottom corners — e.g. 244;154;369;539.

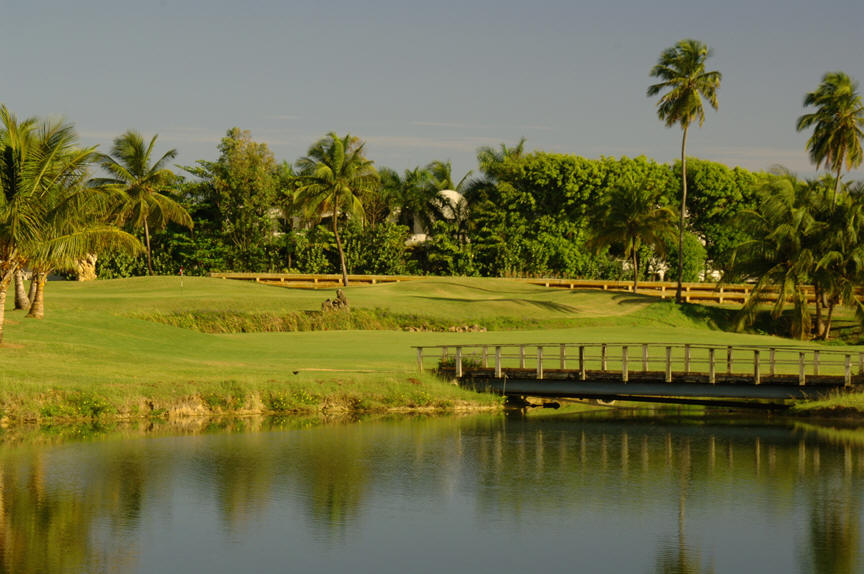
799;352;806;386
442;346;449;361
601;344;608;371
859;353;864;375
417;347;424;373
727;346;733;374
579;346;586;380
519;346;526;369
845;355;852;387
456;347;463;378
482;346;488;368
560;344;566;369
537;347;544;380
665;347;672;383
753;350;761;385
684;344;691;373
708;348;716;384
769;348;776;377
642;344;648;372
813;350;820;376
621;346;629;383
495;346;502;378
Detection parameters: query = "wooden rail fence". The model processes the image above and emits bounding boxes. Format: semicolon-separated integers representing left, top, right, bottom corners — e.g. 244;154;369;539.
209;272;862;305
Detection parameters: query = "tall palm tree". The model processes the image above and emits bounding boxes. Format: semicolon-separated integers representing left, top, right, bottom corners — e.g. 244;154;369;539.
648;39;721;303
0;107;97;342
295;133;379;287
589;179;677;293
378;166;436;232
797;71;864;203
93;130;192;275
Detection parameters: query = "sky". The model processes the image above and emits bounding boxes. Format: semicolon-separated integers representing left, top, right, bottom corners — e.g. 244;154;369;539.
1;0;862;181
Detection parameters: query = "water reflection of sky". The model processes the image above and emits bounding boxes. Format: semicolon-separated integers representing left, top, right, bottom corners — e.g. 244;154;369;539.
0;414;861;573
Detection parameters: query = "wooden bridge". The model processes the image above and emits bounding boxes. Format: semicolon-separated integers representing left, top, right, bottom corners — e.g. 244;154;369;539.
416;343;864;406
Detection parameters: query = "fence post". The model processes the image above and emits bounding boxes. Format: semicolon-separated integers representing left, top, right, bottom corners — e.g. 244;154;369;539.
665;347;672;383
709;348;716;384
642;344;648;372
482;346;488;368
537;346;544;380
684;344;691;373
519;345;526;369
579;346;586;381
456;347;463;378
799;352;806;386
495;346;502;378
727;346;733;374
601;344;608;371
622;346;629;383
753;350;761;385
560;344;566;370
845;354;852;387
417;347;424;373
769;348;776;377
813;350;820;376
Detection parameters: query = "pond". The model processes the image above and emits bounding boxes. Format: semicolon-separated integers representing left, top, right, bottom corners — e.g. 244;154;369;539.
1;411;862;573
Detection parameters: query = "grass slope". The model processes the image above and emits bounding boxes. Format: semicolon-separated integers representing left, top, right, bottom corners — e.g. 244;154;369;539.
1;276;860;422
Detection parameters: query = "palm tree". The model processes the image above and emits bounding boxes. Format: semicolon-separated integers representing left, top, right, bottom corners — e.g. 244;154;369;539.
295;133;379;287
0;107;97;342
796;72;864;203
378;166;435;232
648;39;721;303
589;179;677;293
727;170;819;340
24;166;142;319
93;130;192;275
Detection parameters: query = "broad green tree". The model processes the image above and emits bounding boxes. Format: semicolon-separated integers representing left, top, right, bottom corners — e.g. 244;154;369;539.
295;133;379;287
589;178;677;292
94;130;192;275
648;39;721;303
797;71;864;203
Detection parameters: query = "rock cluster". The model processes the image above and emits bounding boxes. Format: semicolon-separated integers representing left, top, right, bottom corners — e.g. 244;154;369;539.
321;289;350;312
405;324;487;333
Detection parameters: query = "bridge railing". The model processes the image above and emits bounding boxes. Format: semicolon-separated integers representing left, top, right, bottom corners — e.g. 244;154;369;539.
415;343;864;387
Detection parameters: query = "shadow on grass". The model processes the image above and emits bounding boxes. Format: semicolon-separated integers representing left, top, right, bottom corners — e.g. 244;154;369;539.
412;295;580;313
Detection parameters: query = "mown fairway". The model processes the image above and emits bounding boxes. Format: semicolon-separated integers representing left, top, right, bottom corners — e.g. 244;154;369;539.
0;276;860;420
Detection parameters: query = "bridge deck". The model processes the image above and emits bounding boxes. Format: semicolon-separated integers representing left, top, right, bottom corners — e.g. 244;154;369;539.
418;343;864;404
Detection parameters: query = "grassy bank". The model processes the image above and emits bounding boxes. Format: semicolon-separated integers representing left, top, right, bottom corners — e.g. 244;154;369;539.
2;276;863;424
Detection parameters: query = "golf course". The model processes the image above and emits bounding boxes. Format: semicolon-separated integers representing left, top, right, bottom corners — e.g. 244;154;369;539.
1;275;861;424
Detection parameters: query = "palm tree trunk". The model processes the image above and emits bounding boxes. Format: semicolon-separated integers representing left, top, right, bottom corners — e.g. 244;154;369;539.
26;272;47;319
632;247;639;294
27;274;37;305
144;219;153;276
0;276;10;345
333;204;349;287
814;285;824;339
13;269;29;310
832;166;842;205
676;126;689;304
824;301;836;341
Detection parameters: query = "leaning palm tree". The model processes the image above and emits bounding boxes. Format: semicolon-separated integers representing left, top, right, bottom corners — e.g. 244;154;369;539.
295;133;379;287
648;39;722;303
93;130;192;275
796;71;864;204
589;179;677;293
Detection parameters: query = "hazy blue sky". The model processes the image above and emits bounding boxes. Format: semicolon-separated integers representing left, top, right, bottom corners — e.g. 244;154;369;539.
1;0;862;180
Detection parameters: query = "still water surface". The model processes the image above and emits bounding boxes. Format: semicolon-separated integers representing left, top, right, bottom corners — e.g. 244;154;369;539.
1;412;863;573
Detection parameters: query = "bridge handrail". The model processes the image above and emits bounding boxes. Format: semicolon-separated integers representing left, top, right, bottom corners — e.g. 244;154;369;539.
414;342;863;387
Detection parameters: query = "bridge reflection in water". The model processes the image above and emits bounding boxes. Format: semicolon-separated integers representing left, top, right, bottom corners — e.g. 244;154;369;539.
419;342;864;405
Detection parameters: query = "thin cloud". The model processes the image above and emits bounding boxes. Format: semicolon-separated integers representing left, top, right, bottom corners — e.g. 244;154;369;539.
411;120;556;132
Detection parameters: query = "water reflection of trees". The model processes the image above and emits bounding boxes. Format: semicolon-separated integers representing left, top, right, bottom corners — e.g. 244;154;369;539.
0;415;862;572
